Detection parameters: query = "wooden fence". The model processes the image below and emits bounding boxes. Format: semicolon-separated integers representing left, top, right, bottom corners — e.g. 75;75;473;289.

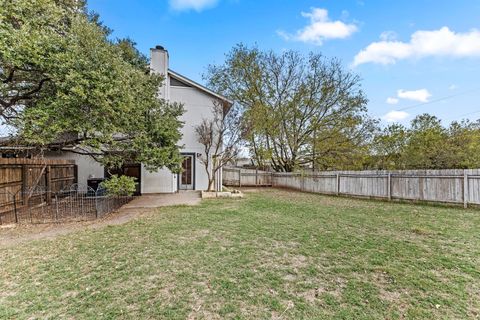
223;167;273;187
223;167;480;208
0;158;77;220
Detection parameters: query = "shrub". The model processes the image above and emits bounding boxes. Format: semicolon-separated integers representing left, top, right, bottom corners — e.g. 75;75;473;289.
100;175;137;196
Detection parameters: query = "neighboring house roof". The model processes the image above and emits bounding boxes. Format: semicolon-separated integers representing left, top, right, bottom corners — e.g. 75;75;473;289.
168;69;233;106
0;136;34;152
0;136;11;144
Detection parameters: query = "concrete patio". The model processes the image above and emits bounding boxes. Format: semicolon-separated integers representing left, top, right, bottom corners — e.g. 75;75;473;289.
121;191;202;209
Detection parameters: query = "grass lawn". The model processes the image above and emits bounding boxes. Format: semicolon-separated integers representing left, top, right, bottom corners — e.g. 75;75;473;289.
1;189;479;319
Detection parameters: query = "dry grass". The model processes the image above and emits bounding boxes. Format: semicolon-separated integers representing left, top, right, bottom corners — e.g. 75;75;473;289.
1;188;479;319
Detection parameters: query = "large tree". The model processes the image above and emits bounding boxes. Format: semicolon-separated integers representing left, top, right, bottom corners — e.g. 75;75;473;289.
0;0;184;171
205;45;375;172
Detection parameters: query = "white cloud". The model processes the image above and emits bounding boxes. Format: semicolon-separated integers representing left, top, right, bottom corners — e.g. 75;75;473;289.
353;27;480;66
397;89;431;102
383;110;410;122
278;8;358;45
386;97;399;105
379;31;397;41
169;0;219;11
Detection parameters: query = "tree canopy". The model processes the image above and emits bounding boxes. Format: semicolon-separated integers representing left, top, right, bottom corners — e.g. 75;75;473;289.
0;0;184;171
368;114;480;170
205;45;376;172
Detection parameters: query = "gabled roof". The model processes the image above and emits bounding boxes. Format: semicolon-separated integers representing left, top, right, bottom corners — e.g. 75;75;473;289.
168;69;233;106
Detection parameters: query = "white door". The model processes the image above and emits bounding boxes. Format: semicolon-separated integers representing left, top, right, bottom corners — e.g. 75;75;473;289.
180;155;194;190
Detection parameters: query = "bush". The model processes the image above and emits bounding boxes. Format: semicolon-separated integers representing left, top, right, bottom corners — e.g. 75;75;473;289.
100;175;137;196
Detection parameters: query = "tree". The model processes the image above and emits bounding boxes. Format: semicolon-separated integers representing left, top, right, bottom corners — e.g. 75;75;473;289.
195;100;242;191
0;0;75;120
205;45;374;172
368;114;480;170
310;114;376;170
402;114;450;169
0;0;184;172
446;119;480;168
369;123;408;169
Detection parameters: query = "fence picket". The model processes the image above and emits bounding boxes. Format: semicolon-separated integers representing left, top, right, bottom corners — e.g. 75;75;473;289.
223;167;479;207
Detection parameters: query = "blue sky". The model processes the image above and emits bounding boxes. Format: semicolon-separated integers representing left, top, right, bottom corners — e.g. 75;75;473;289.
88;0;480;126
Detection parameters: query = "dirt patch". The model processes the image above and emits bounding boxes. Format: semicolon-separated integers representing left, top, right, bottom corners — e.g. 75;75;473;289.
282;274;297;281
0;207;150;248
175;229;211;245
299;277;348;303
301;287;326;303
371;271;403;304
410;227;431;235
285;253;308;269
0;193;202;248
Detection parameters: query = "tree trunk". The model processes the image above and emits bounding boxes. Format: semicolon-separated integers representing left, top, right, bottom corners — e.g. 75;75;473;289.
207;179;215;192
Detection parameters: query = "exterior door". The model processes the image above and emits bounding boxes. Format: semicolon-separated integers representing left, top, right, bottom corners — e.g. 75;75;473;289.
180;155;194;190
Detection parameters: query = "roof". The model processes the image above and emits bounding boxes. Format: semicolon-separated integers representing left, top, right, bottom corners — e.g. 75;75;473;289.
168;69;233;106
0;136;11;144
0;136;34;151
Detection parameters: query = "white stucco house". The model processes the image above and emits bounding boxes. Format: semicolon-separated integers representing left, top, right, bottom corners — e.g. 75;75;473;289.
46;45;232;194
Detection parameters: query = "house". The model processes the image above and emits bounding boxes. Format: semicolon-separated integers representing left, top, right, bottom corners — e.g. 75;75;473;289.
45;45;232;193
229;157;254;168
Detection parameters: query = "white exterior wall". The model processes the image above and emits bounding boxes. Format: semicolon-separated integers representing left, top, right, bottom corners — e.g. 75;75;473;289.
150;47;170;100
141;166;177;193
145;46;219;193
140;85;216;193
171;85;217;191
142;47;177;193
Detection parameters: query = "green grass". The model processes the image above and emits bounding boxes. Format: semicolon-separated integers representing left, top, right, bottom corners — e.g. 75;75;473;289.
1;189;479;319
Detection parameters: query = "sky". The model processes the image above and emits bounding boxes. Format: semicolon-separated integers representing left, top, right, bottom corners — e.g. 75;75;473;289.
87;0;480;126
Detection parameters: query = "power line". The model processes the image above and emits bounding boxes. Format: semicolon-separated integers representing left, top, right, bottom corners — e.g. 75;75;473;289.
446;109;480;121
396;87;480;112
375;87;480;118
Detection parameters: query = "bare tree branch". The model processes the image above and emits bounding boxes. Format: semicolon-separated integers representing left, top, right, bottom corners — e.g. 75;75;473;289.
195;99;243;191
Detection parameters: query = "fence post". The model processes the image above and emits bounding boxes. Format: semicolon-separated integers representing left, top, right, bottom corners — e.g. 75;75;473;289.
387;173;392;201
95;197;99;219
54;194;59;221
238;169;242;187
336;173;340;195
73;165;78;184
464;170;468;209
21;164;27;205
255;168;258;186
271;172;274;187
13;193;18;224
45;165;52;204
